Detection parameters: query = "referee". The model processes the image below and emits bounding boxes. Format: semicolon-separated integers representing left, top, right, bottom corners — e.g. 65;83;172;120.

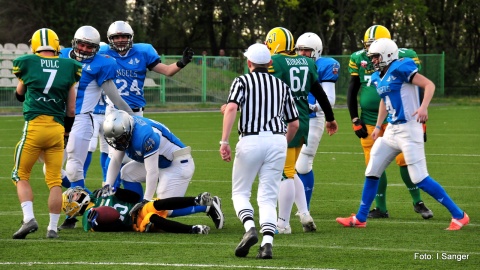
220;43;299;259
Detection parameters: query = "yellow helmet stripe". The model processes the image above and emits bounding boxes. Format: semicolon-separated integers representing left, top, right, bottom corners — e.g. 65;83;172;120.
279;27;294;51
40;28;49;47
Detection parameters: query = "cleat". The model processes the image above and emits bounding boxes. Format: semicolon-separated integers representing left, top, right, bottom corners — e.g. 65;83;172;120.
192;225;210;234
413;201;434;219
58;217;78;230
235;227;258;257
256;243;273;259
145;222;153;232
207;196;225;229
299;213;317;232
195;192;213;206
46;230;59;238
276;226;292;234
336;214;367;228
367;208;389;218
13;218;39;239
446;212;469;231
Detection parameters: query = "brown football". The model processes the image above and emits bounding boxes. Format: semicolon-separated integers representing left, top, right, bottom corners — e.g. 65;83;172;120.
94;206;120;224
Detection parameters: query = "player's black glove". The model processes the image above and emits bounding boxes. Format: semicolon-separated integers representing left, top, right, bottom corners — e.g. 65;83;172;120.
423;123;427;142
129;199;150;216
64;135;69;149
91;188;103;199
176;47;194;68
352;118;368;139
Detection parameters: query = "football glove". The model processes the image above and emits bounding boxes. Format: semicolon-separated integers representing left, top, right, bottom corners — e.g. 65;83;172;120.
352;118;368;139
129;199;150;216
101;184;116;198
176;47;194;68
87;208;99;228
64;135;69;149
423;123;427;142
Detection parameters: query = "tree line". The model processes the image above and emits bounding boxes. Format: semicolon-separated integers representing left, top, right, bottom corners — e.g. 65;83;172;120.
0;0;478;95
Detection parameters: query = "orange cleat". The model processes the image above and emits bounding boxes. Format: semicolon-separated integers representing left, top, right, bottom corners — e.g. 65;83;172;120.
446;212;469;231
336;213;366;228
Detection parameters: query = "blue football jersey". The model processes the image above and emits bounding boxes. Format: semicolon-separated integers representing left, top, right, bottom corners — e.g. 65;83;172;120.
99;43;161;109
60;48;117;114
93;92;107;115
370;58;420;124
126;116;186;168
308;57;340;118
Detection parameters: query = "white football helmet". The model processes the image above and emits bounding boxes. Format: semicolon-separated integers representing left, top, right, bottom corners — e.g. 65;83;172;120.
107;21;134;52
103;110;134;151
62;187;92;217
295;32;323;60
71;26;101;60
367;38;398;71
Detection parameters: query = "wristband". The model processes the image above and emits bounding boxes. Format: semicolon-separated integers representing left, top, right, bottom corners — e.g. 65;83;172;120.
219;141;229;145
375;125;381;130
176;60;186;68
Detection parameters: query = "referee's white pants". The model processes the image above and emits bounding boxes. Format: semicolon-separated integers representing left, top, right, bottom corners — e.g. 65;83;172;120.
365;120;428;184
231;132;287;228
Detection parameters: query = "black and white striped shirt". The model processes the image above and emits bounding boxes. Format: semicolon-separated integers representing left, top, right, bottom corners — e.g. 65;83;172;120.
227;67;299;135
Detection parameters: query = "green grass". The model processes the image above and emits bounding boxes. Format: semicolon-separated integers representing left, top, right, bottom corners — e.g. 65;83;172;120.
0;105;479;270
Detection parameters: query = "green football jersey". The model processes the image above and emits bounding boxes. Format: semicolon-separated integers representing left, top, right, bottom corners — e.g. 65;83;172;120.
82;195;136;231
348;48;421;125
13;54;81;125
269;54;318;147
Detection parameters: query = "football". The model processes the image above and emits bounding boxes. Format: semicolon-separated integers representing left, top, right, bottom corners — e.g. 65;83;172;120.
94;206;120;225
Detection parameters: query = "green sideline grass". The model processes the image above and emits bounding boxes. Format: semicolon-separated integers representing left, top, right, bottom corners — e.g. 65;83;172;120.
0;105;479;270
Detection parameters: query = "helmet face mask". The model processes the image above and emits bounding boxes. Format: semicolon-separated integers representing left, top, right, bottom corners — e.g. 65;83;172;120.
362;25;391;51
367;38;399;71
295;32;323;60
264;27;295;55
103;110;134;151
30;28;60;55
62;187;92;217
72;26;100;61
107;21;134;52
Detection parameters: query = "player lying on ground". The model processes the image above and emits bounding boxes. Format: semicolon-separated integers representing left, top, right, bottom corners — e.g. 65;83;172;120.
62;187;214;234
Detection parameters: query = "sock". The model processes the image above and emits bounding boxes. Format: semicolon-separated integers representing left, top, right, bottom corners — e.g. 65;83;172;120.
48;213;60;232
416;176;463;219
122;180;143;201
293;174;309;214
261;235;273;246
83;151;93;178
61;176;71;188
169;206;208;217
243;220;255;231
277;179;295;228
356;177;380;222
298;170;314;209
399;166;422;204
374;172;387;213
100;152;109;181
21;201;35;223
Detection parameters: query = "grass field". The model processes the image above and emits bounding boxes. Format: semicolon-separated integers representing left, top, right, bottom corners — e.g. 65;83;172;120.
0;105;479;270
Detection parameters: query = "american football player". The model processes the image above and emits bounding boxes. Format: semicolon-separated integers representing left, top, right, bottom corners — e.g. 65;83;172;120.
294;32;339;210
58;25;134;229
346;25;433;219
62;187;213;233
265;27;338;234
11;28;81;239
337;38;469;231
